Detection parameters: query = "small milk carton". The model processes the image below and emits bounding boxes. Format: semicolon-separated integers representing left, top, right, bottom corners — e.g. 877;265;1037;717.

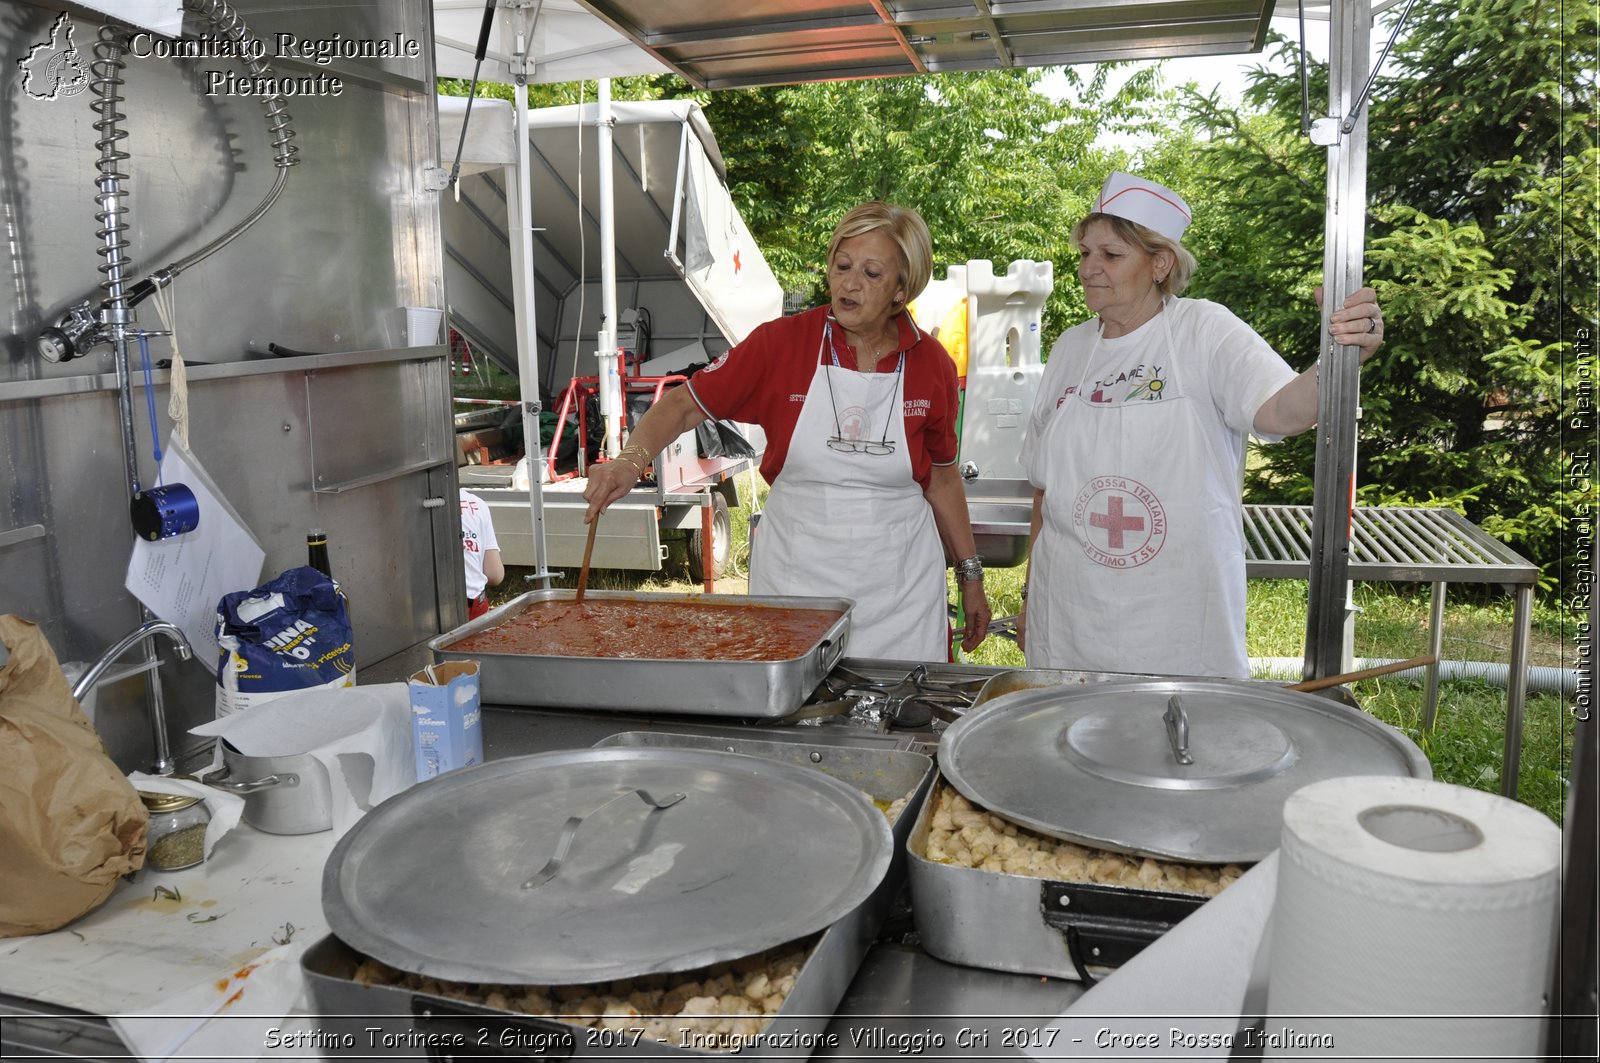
407;660;483;781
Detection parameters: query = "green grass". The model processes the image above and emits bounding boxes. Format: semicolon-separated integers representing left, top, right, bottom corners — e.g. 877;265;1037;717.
494;488;1578;826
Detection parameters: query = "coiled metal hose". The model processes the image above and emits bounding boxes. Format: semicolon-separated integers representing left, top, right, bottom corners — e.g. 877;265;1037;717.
182;0;299;169
89;24;133;304
149;0;301;283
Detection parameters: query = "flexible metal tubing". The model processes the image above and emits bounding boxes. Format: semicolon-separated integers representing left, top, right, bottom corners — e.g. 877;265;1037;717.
157;0;299;281
89;24;132;304
88;27;177;773
1249;657;1582;698
87;26;140;495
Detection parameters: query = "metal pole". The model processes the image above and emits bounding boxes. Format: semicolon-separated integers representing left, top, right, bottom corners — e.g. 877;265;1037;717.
1302;0;1372;680
702;495;715;593
596;78;622;459
1423;580;1445;728
1501;584;1533;797
508;8;553;584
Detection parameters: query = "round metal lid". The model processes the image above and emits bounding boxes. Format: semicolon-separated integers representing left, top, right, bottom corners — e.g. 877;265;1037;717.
139;790;203;813
322;747;893;985
939;678;1430;865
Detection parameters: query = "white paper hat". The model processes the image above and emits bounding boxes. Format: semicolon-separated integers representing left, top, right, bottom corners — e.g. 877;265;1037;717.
1094;172;1192;242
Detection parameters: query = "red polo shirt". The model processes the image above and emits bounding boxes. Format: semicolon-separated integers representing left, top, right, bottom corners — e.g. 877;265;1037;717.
687;306;960;490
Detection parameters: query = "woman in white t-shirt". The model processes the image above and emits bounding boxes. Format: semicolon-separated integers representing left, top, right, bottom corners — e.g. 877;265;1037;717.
1016;173;1386;677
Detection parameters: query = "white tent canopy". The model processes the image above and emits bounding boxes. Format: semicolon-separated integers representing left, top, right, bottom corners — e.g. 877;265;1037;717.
437;95;782;390
432;0;665;85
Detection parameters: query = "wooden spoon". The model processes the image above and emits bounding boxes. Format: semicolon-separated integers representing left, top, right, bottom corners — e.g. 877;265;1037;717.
1286;655;1437;693
575;514;600;603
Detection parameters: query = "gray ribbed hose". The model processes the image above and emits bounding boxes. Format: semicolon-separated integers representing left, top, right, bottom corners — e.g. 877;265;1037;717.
1249;657;1581;697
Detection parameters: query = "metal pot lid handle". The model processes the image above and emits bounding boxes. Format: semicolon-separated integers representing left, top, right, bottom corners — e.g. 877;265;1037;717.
938;677;1431;864
1163;695;1194;765
522;788;687;889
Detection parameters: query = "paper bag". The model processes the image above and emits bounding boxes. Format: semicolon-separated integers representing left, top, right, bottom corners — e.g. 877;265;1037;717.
407;661;483;781
0;616;148;937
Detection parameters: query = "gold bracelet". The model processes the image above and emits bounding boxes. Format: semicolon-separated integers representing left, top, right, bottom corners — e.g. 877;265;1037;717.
616;443;653;465
613;454;645;476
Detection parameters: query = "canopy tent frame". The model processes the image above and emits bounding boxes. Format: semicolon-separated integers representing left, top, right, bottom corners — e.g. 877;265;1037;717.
434;0;1373;671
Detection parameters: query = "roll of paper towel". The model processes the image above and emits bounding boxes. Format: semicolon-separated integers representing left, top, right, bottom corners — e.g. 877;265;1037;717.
1263;775;1560;1059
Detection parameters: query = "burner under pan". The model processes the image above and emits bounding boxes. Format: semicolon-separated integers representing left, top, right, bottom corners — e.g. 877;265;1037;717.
800;660;1003;734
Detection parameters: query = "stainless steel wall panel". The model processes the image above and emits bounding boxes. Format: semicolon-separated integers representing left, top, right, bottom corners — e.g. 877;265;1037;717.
2;1;443;383
0;0;454;773
306;359;450;493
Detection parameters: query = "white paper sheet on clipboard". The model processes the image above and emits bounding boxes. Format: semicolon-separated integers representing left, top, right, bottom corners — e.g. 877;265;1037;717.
124;437;266;666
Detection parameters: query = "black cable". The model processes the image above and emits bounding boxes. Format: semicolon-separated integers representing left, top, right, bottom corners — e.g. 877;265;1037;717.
447;0;499;192
1343;0;1421;133
1297;0;1311;135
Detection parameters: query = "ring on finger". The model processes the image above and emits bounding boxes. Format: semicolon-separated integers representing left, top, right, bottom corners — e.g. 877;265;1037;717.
1367;316;1380;333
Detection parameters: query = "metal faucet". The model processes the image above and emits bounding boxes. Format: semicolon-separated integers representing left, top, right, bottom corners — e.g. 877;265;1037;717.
73;619;194;776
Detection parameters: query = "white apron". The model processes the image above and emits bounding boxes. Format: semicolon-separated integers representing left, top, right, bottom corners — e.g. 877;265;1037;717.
750;328;947;662
1027;305;1251;677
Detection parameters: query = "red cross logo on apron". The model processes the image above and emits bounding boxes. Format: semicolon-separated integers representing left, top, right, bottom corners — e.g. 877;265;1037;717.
1071;476;1168;569
1088;494;1144;548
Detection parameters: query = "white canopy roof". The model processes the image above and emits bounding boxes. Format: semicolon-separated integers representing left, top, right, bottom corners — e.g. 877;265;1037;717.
432;0;666;84
438;95;782;379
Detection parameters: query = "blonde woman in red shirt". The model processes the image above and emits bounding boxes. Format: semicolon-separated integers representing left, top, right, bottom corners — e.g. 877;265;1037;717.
585;201;991;662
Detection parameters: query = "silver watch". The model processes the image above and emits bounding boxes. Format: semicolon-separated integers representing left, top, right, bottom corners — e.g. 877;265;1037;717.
955;556;984;583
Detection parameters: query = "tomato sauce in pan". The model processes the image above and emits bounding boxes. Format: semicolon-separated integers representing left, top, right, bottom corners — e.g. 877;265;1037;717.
447;600;843;661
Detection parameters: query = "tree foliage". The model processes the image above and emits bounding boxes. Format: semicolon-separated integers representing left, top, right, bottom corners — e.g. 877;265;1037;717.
656;67;1161;334
1169;0;1596;586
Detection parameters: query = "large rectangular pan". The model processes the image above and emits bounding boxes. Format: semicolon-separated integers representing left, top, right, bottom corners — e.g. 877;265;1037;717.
906;776;1209;982
430;589;851;717
301;734;933;1059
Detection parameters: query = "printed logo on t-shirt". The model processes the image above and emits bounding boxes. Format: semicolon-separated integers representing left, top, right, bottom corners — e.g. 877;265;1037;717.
703;350;731;373
903;398;930;418
1069;361;1171;405
1071;475;1167;569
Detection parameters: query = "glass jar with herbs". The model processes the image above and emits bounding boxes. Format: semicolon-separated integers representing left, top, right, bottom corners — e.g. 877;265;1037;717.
140;791;211;871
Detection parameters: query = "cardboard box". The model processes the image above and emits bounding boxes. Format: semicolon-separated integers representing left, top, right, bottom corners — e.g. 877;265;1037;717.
406;661;482;781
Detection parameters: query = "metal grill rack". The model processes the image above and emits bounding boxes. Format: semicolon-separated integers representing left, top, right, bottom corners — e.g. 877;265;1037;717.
1243;505;1539;797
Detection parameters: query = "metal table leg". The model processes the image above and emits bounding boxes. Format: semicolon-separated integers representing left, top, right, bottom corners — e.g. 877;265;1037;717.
1423;581;1446;730
1500;582;1534;798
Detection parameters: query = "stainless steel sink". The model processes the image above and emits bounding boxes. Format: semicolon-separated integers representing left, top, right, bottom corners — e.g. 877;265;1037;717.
965;478;1032;568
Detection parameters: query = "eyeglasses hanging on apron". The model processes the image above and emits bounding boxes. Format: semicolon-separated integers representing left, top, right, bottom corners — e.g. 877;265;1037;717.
746;314;945;662
821;319;905;456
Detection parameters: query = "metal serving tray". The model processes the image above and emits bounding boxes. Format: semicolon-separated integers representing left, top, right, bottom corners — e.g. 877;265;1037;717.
431;589;851;717
302;734;934;1059
905;776;1207;983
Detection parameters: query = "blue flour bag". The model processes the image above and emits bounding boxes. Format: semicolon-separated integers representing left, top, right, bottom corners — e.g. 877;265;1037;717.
214;566;356;718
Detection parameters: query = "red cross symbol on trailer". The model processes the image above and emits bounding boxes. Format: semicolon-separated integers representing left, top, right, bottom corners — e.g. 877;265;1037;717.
1088;494;1144;548
1072;477;1168;569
